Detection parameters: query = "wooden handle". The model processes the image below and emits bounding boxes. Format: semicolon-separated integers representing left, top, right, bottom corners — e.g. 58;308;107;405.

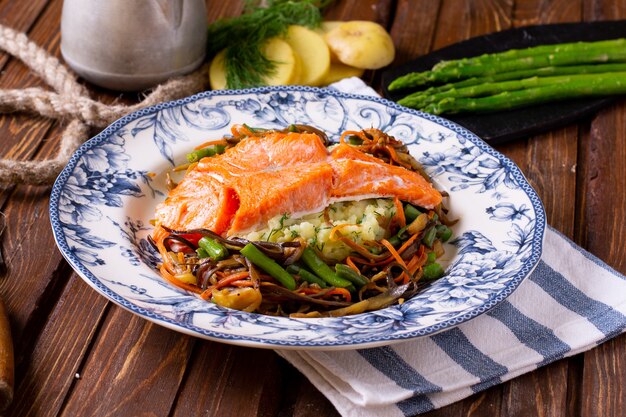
0;298;13;411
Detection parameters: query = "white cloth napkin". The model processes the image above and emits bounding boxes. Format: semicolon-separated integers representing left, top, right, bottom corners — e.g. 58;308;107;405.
276;78;626;417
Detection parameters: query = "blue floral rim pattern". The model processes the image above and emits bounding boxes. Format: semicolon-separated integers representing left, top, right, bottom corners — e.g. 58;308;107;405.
49;85;546;349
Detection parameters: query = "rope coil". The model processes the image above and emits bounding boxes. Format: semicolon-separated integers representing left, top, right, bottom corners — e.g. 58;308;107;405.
0;24;210;185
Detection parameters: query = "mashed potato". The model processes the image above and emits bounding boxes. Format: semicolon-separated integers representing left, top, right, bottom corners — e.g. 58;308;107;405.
237;199;396;261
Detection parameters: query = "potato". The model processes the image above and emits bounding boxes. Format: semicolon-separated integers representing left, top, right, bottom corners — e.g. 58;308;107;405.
209;38;298;90
318;62;365;86
316;21;344;63
290;51;303;84
319;21;343;34
211;287;262;312
324;21;395;69
284;25;330;86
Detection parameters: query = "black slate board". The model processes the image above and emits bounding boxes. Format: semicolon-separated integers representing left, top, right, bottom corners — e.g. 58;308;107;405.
381;20;626;145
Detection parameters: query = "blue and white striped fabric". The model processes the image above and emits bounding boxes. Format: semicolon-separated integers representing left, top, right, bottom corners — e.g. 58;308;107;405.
278;227;626;417
276;78;626;417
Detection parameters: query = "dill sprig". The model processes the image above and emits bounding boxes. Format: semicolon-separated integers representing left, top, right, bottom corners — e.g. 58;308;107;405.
207;0;333;89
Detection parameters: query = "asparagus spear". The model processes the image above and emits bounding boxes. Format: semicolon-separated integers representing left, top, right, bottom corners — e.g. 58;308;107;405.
398;63;626;108
389;46;626;90
432;38;626;71
422;72;626;115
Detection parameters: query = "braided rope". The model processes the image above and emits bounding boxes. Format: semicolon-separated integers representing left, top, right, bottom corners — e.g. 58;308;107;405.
0;24;210;185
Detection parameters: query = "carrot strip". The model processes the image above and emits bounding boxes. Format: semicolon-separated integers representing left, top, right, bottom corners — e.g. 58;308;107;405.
345;257;360;274
215;271;250;289
231;124;256;137
393;197;406;228
324;288;352;303
159;265;202;294
386;145;412;169
380;239;410;284
231;280;255;287
347;234;419;268
396;233;419;256
408;251;428;276
329;224;356;241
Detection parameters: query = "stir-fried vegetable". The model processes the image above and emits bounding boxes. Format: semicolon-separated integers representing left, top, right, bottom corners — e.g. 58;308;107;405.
240;243;296;290
152;126;455;317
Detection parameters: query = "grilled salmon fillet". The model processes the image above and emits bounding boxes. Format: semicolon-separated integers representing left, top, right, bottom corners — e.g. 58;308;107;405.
154;131;442;235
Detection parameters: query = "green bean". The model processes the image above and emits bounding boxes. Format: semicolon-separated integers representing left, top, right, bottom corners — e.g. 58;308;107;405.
404;204;422;223
422;226;437;248
243;123;269;133
286;265;327;288
426;251;436;264
423;262;444;280
196;248;209;259
240;243;296;290
300;247;353;288
335;264;369;288
388;226;408;247
436;225;453;242
186;144;226;163
347;135;363;145
198;237;229;261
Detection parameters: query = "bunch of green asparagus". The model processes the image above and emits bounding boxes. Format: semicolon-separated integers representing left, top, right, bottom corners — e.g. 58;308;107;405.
388;38;626;115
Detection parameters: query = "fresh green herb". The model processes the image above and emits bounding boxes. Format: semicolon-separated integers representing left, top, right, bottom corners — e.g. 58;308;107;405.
206;0;333;89
268;213;289;240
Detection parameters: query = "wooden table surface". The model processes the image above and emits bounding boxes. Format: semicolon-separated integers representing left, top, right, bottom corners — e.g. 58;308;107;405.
0;0;625;416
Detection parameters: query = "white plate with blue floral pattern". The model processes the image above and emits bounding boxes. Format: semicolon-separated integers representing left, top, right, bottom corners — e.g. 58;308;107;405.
50;86;546;350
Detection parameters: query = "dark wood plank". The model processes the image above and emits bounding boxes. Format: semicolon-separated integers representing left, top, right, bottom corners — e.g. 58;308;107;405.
58;309;193;417
0;0;51;56
0;0;84;370
389;0;442;66
171;343;284;417
580;336;625;417
431;0;513;50
494;4;583;417
1;2;623;417
578;1;626;416
323;0;394;24
8;275;108;417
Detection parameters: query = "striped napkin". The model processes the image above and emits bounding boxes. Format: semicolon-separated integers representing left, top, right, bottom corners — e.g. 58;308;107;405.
276;78;626;417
